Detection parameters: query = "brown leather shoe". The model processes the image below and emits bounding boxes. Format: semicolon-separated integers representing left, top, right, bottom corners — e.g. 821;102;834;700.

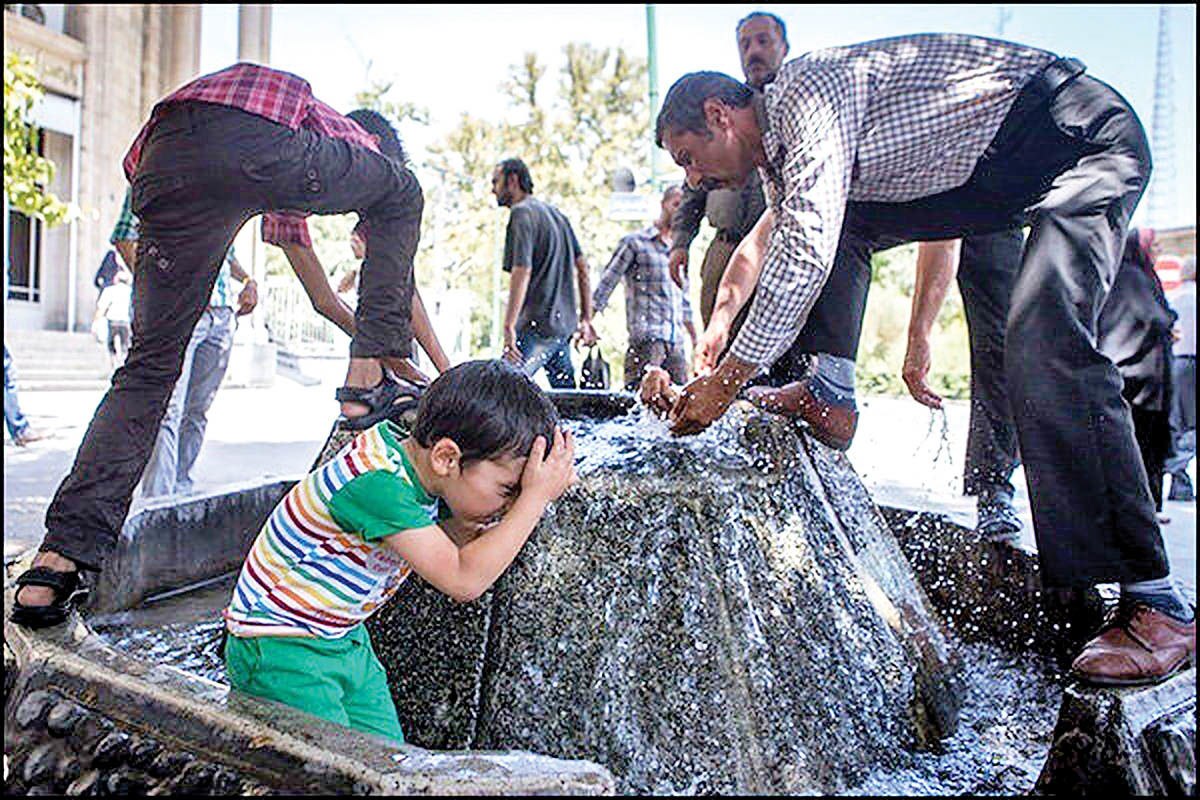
1070;602;1196;687
743;380;858;451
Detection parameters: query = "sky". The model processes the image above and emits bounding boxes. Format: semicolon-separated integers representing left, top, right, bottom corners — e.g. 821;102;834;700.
200;4;1197;229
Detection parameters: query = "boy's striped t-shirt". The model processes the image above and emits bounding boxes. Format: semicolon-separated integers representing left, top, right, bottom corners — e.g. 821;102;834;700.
224;421;439;639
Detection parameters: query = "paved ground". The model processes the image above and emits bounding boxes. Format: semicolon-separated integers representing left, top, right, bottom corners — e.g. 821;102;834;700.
4;378;1195;597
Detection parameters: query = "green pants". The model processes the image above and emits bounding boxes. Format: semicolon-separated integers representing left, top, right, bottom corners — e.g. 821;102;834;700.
225;625;404;743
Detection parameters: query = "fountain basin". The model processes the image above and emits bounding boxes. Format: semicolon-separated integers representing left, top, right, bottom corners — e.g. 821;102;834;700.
4;391;1193;795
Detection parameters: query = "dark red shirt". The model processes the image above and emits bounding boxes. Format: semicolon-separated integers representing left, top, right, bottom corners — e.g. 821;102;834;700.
123;63;380;248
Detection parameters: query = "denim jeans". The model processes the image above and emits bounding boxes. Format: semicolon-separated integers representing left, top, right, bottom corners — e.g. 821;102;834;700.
3;344;30;440
42;101;423;571
140;307;235;497
517;327;575;389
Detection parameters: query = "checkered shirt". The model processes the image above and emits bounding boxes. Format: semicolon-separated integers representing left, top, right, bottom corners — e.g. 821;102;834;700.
122;63;380;249
593;226;693;346
730;33;1056;367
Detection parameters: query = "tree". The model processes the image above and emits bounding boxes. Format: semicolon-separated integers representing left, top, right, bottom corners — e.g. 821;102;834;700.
4;52;75;227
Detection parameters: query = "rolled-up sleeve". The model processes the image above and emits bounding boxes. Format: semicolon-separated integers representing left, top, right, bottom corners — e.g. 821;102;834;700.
730;65;864;367
262;211;312;248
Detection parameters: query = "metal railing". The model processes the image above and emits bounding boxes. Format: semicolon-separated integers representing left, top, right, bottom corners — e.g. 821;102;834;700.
261;277;349;354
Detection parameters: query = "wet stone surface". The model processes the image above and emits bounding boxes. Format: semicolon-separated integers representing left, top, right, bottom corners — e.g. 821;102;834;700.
83;396;1076;795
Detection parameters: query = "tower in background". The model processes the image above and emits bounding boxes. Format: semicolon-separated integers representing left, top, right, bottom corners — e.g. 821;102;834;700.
1148;5;1177;229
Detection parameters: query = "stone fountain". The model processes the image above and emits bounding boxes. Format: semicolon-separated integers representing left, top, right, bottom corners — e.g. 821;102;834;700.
3;391;1194;795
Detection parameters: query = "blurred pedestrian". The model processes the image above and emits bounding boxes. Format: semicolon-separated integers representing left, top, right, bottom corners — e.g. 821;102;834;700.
590;185;698;388
1098;228;1177;521
4;263;45;446
1166;255;1196;501
94;267;133;370
494;157;594;388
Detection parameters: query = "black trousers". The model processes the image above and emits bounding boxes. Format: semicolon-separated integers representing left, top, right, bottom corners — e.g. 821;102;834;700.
788;60;1168;588
42;102;423;571
958;230;1024;499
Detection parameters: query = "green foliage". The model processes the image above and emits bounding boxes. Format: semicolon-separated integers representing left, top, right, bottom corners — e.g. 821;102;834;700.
317;43;655;361
4;52;76;227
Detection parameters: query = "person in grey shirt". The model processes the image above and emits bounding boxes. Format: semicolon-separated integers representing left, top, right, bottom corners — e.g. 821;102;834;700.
494;158;595;388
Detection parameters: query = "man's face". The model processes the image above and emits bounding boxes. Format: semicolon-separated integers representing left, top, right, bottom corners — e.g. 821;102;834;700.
662;110;755;192
661;189;683;223
491;167;514;207
737;17;788;89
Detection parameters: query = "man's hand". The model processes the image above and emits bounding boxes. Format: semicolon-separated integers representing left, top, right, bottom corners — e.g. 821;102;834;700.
668;248;689;289
520;427;578;505
336;268;358;294
575;318;599;348
502;325;523;366
638;366;680;417
902;334;943;409
669;356;757;436
693;324;729;377
235;279;259;317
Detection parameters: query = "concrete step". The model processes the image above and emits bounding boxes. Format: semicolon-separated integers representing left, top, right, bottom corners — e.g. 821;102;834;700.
15;378;112;392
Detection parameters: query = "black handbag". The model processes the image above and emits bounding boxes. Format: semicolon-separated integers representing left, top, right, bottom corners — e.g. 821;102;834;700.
579;345;611;390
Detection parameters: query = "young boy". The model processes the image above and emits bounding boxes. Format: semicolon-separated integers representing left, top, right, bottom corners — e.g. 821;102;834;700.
222;360;576;742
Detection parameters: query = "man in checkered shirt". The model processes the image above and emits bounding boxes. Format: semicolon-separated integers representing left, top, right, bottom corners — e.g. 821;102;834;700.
655;33;1193;686
589;184;698;389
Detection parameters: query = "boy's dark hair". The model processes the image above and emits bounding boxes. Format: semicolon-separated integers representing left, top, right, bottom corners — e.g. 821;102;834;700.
412;360;559;465
346;108;408;165
497;158;534;193
655;72;755;147
735;11;788;46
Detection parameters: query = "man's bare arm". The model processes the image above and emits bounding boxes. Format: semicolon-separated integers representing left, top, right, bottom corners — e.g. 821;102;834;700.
279;242;356;338
503;266;532;363
903;239;961;409
693;208;773;373
411;286;451;373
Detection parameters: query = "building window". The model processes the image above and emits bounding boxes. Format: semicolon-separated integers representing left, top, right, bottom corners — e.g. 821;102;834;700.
7;211;42;303
6;127;47;304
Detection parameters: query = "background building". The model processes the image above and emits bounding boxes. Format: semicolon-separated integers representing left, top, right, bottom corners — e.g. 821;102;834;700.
4;3;270;334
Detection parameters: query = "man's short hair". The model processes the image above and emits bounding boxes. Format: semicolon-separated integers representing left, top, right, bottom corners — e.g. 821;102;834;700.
412;360;558;466
346;108;408;165
655;72;755;147
736;11;788;47
498;158;534;194
663;183;684;202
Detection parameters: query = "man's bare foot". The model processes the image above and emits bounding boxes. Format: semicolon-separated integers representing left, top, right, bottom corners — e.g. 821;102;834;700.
743;380;859;451
340;357;385;419
14;550;77;608
381;356;432;387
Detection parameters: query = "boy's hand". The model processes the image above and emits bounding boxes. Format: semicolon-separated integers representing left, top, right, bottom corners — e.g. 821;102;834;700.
520;428;577;504
638;366;679;417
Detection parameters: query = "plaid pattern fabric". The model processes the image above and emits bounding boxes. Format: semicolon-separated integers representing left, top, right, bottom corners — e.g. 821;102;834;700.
593;226;693;346
123;63;380;248
108;188;138;245
730;33;1057;367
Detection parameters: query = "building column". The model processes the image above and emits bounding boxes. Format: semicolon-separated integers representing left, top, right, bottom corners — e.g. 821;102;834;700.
165;5;201;91
238;4;272;63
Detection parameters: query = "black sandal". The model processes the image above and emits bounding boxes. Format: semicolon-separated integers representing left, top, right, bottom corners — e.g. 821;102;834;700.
10;566;89;629
335;376;424;431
